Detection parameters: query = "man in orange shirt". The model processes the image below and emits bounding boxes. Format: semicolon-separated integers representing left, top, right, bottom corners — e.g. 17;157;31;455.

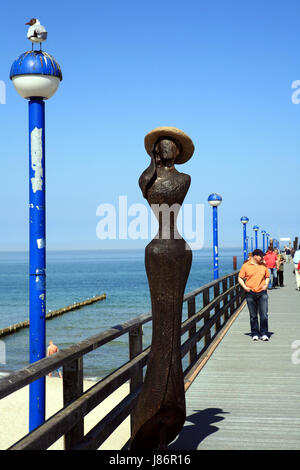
238;249;270;341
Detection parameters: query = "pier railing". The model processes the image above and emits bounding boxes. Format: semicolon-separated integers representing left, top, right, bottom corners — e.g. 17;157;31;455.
0;269;245;450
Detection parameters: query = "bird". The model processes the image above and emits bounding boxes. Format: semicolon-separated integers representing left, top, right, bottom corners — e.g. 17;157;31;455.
26;18;48;51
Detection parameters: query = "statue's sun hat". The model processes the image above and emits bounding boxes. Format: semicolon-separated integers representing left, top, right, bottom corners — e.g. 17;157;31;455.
144;126;194;164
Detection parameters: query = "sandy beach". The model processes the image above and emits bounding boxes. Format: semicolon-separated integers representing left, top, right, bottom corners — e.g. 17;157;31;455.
0;376;130;450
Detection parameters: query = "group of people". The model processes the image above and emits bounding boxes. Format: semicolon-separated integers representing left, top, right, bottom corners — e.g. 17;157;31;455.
238;244;300;341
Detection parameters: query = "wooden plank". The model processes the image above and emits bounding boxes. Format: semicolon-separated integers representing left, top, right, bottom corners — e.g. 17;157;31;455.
71;389;141;450
187;298;197;365
203;288;211;347
229;275;235;315
214;283;221;332
222;278;229;321
63;358;84;450
129;325;143;434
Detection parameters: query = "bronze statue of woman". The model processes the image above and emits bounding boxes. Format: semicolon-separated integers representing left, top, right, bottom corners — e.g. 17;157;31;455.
130;127;195;450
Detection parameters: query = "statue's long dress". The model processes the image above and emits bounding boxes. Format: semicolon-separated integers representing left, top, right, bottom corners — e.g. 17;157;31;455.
130;169;192;450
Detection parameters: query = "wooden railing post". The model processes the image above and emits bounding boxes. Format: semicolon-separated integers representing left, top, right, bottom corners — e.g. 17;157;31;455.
214;282;221;332
129;325;143;434
229;275;235;315
63;357;84;450
187;297;197;366
235;273;242;306
222;278;228;321
203;288;211;347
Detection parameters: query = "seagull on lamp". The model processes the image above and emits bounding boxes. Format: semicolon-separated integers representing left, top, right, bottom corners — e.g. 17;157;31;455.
26;18;48;51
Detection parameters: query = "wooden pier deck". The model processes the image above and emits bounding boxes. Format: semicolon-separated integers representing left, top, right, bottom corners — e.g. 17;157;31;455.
171;263;300;450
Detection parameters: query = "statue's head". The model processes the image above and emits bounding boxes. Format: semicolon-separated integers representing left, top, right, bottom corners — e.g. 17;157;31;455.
153;137;180;167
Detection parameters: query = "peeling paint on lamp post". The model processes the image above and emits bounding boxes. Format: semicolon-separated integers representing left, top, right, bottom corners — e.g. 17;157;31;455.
208;194;222;280
10;50;62;431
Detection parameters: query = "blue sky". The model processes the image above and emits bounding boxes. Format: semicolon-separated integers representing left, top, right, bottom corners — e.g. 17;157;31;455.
0;0;299;251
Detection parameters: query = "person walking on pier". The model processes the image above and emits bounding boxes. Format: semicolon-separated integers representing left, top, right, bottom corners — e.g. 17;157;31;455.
285;246;291;263
264;246;279;289
293;245;300;291
277;252;286;287
238;249;270;341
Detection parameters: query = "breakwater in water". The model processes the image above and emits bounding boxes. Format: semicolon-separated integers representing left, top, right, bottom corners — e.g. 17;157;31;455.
0;294;106;339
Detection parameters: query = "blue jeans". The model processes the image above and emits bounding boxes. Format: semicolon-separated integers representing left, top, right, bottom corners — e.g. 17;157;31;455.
268;268;277;289
246;290;269;337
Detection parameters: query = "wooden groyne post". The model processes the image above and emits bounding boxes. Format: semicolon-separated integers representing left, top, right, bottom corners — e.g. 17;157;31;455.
233;256;237;270
0;294;106;339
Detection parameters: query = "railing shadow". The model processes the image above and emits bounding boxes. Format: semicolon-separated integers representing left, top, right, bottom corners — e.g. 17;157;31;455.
168;408;228;450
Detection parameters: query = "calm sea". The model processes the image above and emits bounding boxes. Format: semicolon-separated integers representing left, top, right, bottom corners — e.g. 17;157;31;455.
0;248;243;380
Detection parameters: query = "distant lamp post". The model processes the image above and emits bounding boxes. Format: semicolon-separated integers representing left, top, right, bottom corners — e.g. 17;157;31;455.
208;193;222;280
10;50;62;432
250;237;254;252
253;225;259;250
261;230;266;253
240;216;249;261
266;233;270;248
246;236;249;258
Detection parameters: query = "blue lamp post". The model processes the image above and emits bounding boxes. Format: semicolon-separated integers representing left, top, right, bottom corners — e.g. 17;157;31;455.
208;193;222;280
246;236;249;258
253;225;259;250
266;233;270;248
250;237;254;252
261;230;266;253
10;50;62;431
240;216;249;261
